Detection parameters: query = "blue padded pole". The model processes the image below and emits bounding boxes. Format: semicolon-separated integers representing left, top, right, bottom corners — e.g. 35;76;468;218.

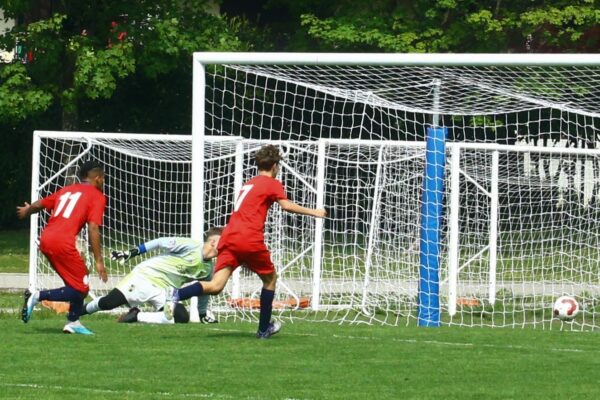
418;126;447;327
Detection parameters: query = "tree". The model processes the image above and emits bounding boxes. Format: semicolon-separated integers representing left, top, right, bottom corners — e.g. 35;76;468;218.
0;0;248;130
292;0;599;53
0;0;253;228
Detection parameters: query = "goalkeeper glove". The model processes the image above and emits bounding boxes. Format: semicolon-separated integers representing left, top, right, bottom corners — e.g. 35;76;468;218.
199;310;218;324
110;248;140;265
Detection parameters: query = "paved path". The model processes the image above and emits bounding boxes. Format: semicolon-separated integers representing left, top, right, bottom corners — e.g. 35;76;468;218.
0;273;28;289
2;273;598;298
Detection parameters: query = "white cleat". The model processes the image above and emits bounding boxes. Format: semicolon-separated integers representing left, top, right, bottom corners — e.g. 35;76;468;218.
256;320;282;339
63;320;94;335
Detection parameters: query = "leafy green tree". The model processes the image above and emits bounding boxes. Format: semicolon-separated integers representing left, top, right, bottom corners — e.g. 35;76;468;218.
0;0;253;228
0;0;248;129
289;0;599;53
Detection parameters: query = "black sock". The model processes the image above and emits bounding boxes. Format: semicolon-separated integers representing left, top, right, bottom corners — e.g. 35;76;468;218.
38;286;85;322
39;286;80;302
178;282;203;301
259;288;275;333
98;288;128;310
68;293;85;322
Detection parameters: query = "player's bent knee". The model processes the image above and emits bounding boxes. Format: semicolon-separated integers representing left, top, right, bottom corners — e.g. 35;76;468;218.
173;303;189;323
259;272;278;289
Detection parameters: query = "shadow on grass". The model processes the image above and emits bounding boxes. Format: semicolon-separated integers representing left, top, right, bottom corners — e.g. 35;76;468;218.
20;325;69;335
205;331;252;339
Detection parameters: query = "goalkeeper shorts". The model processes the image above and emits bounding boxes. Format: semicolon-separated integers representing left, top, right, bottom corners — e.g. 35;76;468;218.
116;272;166;310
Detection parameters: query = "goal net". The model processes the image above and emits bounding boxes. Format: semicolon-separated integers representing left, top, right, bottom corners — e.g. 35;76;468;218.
30;133;195;295
31;53;600;330
195;53;600;330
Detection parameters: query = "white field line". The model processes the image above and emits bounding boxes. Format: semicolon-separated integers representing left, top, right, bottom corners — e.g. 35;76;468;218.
333;334;590;353
0;381;308;400
208;327;596;354
0;382;226;399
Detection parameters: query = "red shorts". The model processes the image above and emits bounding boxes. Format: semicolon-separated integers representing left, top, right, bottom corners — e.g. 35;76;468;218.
39;237;89;294
214;243;275;276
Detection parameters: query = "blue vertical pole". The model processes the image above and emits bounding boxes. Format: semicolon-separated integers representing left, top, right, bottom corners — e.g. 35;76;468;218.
418;126;447;327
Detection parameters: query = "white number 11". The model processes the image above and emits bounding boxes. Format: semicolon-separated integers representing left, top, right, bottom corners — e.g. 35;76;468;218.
54;192;82;219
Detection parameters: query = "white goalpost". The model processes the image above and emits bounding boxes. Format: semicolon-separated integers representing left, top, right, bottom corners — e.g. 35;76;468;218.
30;52;600;330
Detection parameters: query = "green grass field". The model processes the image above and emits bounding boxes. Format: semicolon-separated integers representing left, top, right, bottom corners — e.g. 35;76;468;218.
1;291;599;400
0;230;29;273
3;230;600;398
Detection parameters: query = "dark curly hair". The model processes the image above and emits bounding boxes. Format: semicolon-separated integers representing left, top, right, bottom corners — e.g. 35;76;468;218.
254;145;283;171
78;160;104;179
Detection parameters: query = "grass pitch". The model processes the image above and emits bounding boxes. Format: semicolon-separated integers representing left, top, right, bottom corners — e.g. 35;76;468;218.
1;292;599;400
0;230;29;273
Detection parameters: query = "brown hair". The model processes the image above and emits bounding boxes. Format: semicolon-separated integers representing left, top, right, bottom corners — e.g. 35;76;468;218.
254;145;282;171
205;226;223;239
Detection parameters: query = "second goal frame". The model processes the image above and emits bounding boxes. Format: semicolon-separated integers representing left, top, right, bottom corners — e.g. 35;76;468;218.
192;52;600;327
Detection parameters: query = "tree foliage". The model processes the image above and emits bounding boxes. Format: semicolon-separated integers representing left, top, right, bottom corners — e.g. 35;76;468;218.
0;0;251;228
0;63;52;122
297;0;599;52
0;0;247;128
0;0;597;228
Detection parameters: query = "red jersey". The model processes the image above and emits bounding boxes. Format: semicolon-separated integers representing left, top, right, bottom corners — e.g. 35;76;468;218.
39;183;106;243
220;175;287;246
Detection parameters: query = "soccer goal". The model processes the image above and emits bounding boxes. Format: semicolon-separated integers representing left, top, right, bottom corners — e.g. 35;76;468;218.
192;52;600;330
30;52;600;329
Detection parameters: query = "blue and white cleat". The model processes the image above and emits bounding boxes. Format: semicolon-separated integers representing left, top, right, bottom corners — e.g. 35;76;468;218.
256;320;282;339
63;321;94;335
21;289;38;323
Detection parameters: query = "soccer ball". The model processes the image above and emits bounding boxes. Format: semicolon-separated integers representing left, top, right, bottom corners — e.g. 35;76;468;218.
553;296;579;321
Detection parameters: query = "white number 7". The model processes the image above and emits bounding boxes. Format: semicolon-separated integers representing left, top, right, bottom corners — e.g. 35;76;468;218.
234;185;254;212
54;192;82;219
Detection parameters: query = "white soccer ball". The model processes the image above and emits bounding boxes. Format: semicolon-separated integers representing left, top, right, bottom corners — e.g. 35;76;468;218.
553;296;579;321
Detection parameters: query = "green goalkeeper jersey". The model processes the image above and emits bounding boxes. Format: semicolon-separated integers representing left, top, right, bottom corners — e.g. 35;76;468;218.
131;237;213;289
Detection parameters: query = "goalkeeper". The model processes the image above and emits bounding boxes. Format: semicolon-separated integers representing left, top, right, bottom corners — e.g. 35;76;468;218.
82;227;222;324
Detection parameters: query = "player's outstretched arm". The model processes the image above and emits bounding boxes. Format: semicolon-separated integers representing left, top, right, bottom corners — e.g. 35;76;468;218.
16;200;44;219
111;237;179;265
89;222;108;282
277;199;327;218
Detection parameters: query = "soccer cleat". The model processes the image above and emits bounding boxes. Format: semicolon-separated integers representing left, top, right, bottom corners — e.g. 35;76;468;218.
118;307;140;323
199;310;218;324
256;320;282;339
21;289;37;323
163;301;174;321
63;321;94;335
163;288;179;321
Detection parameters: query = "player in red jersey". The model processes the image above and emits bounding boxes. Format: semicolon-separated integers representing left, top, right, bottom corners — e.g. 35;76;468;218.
17;160;108;335
168;145;327;338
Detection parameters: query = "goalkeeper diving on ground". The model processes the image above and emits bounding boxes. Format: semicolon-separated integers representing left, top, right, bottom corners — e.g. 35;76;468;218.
82;227;223;324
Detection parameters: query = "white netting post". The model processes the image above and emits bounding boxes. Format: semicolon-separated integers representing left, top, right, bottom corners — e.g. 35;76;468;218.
488;150;499;305
311;140;326;311
28;131;42;292
189;55;207;323
447;144;461;317
230;139;245;300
